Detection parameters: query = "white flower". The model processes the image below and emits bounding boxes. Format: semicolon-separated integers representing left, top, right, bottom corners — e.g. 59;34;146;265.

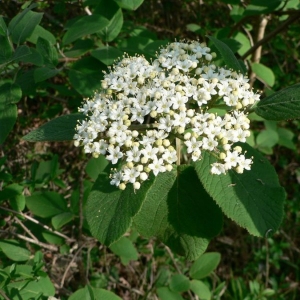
74;40;260;189
106;146;123;164
149;158;166;176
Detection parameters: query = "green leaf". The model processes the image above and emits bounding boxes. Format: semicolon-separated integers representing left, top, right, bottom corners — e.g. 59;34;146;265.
255;84;300;121
0;83;22;144
68;57;106;96
64;39;94;58
86;172;155;246
208;36;244;73
0;35;13;64
26;191;67;218
114;0;144;10
34;67;60;83
85;155;109;181
252;63;275;87
19;47;44;66
69;287;121;300
62;15;109;45
190;280;211;300
22;113;85;142
234;32;251;57
12;45;32;61
42;231;64;245
277;128;296;150
244;0;282;16
0;16;8;36
9;10;43;44
51;212;74;229
109;236;138;265
133;166;223;260
0;240;31;262
194;143;285;236
95;1;123;42
27;25;56;45
189;252;221;279
6;270;55;298
256;129;279;149
0;183;25;211
91;46;123;66
169;274;190;292
36;37;58;67
156;287;184;300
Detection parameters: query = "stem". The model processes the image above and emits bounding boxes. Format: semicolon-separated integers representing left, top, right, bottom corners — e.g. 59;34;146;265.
241;12;300;60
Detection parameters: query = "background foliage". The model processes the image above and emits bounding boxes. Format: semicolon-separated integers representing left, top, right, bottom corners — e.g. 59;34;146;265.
0;0;300;299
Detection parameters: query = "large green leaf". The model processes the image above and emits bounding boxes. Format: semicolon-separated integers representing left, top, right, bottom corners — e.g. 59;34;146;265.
194;143;285;237
208;36;244;74
255;84;300;121
114;0;144;10
62;15;109;45
0;83;22;144
86;173;155;246
22;113;85;142
133;166;223;260
9;10;43;44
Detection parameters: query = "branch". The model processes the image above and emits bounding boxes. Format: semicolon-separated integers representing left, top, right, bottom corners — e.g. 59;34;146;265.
0;229;58;252
241;12;300;59
0;206;75;242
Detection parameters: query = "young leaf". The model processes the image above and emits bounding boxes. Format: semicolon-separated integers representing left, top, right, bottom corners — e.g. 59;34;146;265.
194;143;285;237
62;15;109;45
190;280;211;300
252;63;275;87
189;252;221;279
0;240;31;262
9;10;43;45
157;287;184;300
69;286;121;300
255;83;300;121
169;274;190;293
208;36;244;73
51;212;74;229
22;113;85;142
0;83;22;145
109;236;138;265
86;172;155;246
114;0;144;10
133;166;223;260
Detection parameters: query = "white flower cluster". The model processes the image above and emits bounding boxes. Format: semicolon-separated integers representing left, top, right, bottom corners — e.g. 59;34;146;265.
74;41;260;190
